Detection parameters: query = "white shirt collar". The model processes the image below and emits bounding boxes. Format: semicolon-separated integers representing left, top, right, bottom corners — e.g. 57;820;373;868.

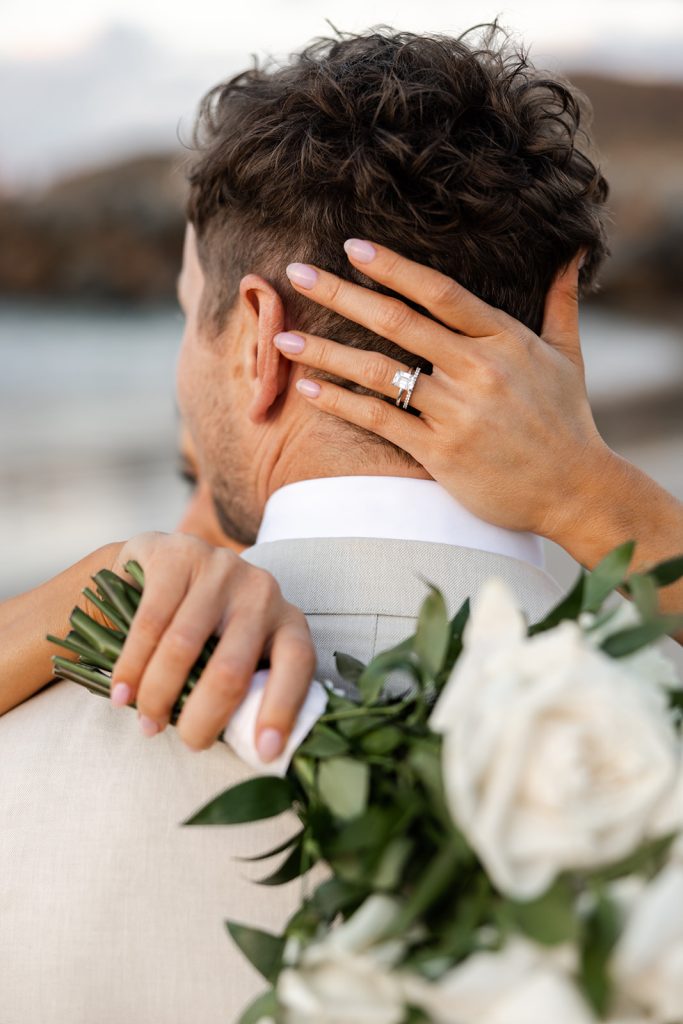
256;476;545;569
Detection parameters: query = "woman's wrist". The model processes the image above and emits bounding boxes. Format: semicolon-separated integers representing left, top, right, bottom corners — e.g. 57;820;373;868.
545;440;683;580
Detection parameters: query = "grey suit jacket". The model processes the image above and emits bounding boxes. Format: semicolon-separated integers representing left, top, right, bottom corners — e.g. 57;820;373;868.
0;538;562;1024
242;537;563;688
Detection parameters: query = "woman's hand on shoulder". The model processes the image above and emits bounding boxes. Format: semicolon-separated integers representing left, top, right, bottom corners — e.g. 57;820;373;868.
107;531;315;760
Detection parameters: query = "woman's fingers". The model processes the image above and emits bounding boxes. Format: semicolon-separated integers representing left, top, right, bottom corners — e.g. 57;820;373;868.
110;565;190;709
174;609;275;752
274;330;453;416
285;262;476;367
291;374;432;458
253;616;317;759
132;575;227;734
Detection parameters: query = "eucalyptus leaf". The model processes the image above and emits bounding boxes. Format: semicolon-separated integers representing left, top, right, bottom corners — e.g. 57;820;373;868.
318;757;369;820
646;553;683;588
334;652;367;684
236;989;278;1024
311;877;366;918
236;830;304;863
508;879;579;946
579;892;621;1016
415;587;450;677
225;921;285;983
298;724;350;759
601;614;683;658
372;836;414;890
258;841;306;886
626;573;659;620
384;836;462;937
581;540;636;613
182;777;294;826
528;571;585;634
360;724;405;756
358;649;419;705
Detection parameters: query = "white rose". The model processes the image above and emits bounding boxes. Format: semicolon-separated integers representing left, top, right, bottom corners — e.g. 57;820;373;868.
277;895;407;1024
430;578;680;899
402;936;594;1024
611;862;683;1021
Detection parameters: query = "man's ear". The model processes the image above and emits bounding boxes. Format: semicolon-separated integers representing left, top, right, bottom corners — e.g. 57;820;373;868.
238;274;291;423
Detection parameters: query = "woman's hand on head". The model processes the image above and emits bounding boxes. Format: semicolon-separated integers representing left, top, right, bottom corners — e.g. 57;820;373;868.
108;532;316;760
278;241;612;543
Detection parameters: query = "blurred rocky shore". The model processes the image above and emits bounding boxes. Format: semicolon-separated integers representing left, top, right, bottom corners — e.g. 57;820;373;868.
1;74;682;325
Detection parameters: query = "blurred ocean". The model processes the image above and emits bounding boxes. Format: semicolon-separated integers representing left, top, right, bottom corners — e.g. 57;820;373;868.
1;299;682;673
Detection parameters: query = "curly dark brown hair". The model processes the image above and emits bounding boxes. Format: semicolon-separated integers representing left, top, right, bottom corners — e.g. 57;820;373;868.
186;23;609;453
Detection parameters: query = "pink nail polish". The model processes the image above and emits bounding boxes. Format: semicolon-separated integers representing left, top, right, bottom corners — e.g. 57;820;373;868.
344;238;377;263
286;263;318;289
296;379;321;398
274;332;305;354
256;728;283;762
111;682;131;707
139;715;160;737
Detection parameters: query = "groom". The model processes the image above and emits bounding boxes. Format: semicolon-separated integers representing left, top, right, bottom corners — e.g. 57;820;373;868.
0;25;607;1024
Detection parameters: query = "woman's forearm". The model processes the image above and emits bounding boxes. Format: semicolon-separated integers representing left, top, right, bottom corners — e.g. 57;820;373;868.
551;446;683;644
0;541;125;717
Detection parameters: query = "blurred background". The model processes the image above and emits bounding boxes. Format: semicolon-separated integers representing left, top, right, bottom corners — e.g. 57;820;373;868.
1;1;681;662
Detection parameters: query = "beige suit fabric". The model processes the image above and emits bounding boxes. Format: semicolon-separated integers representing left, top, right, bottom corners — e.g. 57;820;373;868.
0;538;562;1023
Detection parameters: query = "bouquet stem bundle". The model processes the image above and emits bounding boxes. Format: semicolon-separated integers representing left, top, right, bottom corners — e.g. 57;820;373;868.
46;560;218;721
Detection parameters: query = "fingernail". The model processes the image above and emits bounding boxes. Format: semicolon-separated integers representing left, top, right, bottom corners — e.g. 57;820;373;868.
256;728;283;763
286;263;318;289
274;331;305;354
296;379;321;398
111;682;131;707
139;715;160;737
344;238;377;263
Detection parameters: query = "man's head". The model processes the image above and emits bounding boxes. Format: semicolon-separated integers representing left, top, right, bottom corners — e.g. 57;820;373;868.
176;23;609;546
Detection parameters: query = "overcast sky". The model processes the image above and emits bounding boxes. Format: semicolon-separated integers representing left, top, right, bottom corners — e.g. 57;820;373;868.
2;0;682;191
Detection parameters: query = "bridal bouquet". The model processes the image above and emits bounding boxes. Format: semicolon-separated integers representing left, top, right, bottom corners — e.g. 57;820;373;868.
49;541;683;1024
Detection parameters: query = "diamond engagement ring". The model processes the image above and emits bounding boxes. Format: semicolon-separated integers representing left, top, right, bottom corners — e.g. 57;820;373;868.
391;366;421;410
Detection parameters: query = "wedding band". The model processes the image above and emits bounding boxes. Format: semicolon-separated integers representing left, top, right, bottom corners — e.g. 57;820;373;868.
391;366;421;410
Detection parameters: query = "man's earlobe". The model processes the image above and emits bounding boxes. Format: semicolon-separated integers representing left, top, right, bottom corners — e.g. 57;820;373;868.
238;274;290;423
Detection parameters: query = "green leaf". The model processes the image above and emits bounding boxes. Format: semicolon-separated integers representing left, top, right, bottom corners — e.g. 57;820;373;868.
236;989;278;1024
182;777;294;826
226;921;285;983
508;879;579;946
236;829;304;863
579;892;621;1016
384;836;462;938
258;841;306;886
528;571;585;634
626;573;659;620
646;553;683;588
334;652;366;683
358;645;418;705
601;614;683;657
372;836;414;890
414;587;450;677
581;540;636;613
298;724;350;758
318;757;369;820
360;724;405;756
311;877;366;918
438;597;471;681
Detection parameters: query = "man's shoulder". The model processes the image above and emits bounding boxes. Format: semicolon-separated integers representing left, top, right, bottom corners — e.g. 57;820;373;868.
241;536;563;625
